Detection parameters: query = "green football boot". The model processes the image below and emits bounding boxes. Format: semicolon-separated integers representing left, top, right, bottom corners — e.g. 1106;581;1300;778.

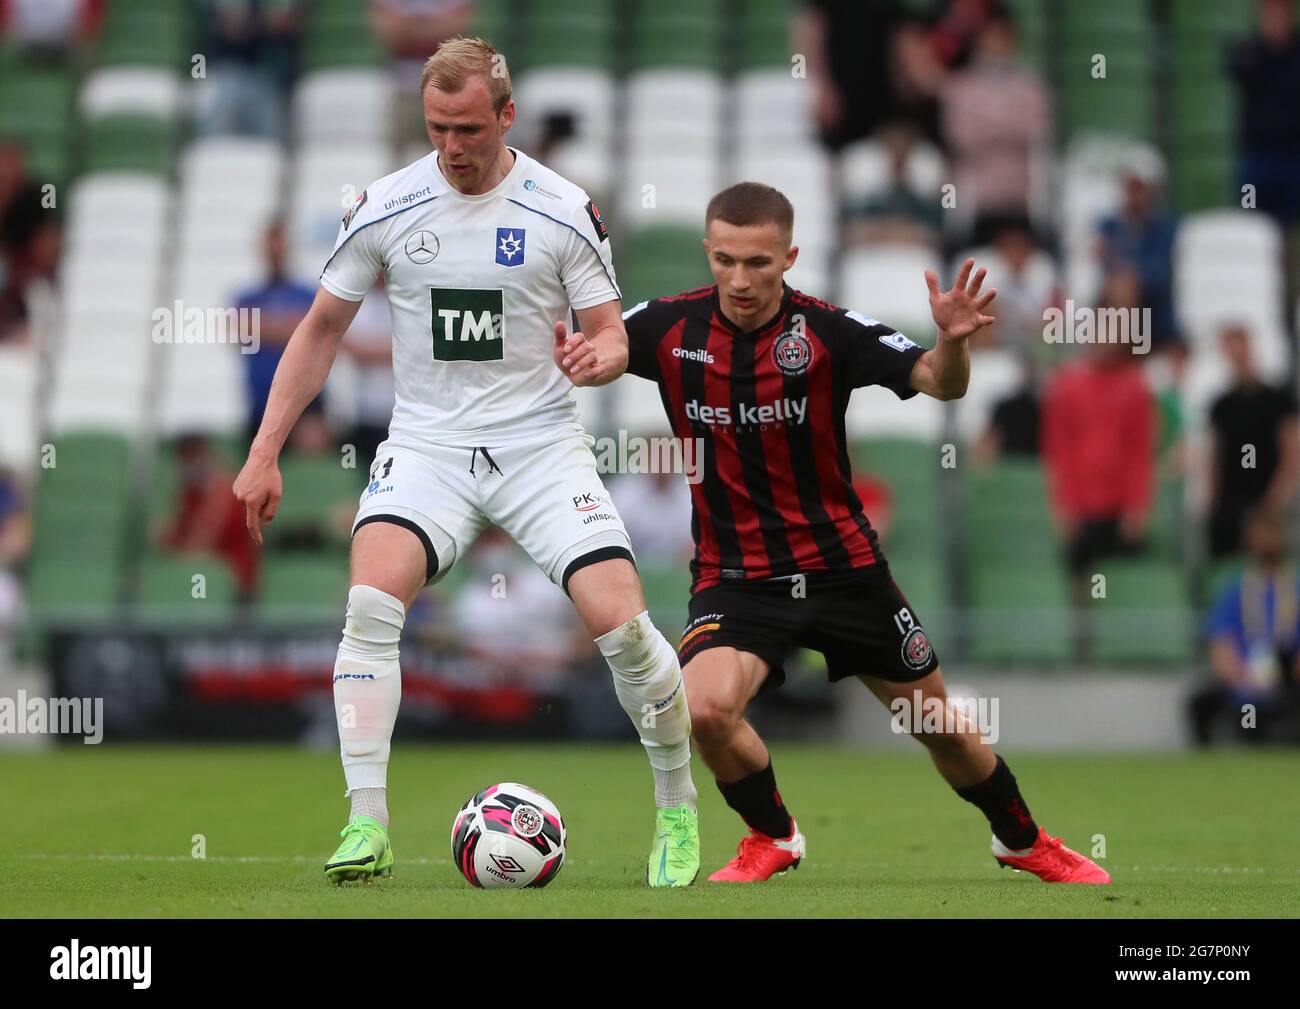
324;815;394;884
647;804;700;887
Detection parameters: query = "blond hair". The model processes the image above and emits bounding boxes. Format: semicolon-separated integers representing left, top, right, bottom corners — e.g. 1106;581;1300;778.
419;36;512;113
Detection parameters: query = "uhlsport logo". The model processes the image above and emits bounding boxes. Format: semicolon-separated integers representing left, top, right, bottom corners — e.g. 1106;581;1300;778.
431;288;505;361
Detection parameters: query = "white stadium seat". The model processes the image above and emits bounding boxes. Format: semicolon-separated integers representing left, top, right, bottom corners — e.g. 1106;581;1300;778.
839;244;941;340
293;68;393;144
80;66;184;120
515;67;616;146
734;70;815;144
0;346;40;468
619;151;719;230
626;70;722;146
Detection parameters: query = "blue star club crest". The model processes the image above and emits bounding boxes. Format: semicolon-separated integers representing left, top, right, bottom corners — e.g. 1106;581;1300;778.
495;227;525;267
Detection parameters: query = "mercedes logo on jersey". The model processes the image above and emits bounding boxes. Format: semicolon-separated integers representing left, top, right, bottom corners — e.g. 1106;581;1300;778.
404;230;439;265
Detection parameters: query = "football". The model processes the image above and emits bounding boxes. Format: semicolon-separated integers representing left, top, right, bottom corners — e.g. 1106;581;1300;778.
451;783;567;889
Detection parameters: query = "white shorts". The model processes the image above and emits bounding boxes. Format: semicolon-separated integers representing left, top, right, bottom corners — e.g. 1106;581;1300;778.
351;431;635;591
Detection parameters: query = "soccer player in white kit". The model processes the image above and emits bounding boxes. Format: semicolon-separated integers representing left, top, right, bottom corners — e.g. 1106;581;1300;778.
232;38;701;887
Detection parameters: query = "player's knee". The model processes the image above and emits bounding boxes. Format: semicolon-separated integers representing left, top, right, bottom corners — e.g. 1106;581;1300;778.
689;695;745;744
339;584;405;657
910;717;979;755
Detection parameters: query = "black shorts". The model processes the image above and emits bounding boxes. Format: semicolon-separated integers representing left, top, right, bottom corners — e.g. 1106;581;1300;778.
677;565;939;689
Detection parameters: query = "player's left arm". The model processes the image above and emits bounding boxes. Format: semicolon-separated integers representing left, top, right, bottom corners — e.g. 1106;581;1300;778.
908;257;997;401
554;299;628;387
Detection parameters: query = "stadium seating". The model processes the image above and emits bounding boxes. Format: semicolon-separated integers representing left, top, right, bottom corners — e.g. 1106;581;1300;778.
257;554;350;626
135;551;238;625
2;1;1256;677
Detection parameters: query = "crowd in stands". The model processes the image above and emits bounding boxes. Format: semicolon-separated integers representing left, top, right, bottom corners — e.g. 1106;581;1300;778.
0;0;1297;743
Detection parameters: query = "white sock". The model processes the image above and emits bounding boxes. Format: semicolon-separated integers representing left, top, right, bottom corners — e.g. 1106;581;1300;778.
334;585;404;796
594;611;697;809
349;787;389;826
652;760;698;811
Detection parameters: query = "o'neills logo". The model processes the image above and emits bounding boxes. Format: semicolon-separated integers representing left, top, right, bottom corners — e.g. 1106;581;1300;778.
672;346;714;364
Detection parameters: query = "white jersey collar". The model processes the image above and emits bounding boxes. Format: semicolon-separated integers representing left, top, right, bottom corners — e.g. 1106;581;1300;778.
429;146;526;203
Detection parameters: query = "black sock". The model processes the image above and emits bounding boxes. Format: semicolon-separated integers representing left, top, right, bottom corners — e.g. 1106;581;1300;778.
953;754;1039;851
716;761;794;839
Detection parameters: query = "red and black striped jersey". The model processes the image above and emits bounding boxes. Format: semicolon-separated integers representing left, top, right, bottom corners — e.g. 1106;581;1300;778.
624;283;926;593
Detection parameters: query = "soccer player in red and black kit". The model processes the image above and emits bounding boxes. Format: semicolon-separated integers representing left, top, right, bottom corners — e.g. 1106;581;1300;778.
622;183;1109;885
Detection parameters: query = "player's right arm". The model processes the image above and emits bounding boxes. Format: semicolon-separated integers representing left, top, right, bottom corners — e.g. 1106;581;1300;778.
233;288;362;544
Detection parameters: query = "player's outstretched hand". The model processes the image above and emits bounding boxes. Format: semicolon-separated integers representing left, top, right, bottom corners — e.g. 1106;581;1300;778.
232;453;282;546
553;320;607;387
925;258;997;341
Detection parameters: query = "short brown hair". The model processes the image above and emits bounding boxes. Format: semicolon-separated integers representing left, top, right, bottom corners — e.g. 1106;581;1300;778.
705;182;794;240
420;36;512;113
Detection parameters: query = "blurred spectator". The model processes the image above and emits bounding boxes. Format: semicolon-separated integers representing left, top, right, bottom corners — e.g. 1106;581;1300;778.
370;0;474;161
843;126;944;249
982;222;1058;361
853;471;894;543
234;218;320;446
1096;167;1179;349
0;466;32;572
610;468;694;564
195;0;304;140
1042;335;1156;575
0;0;98;62
339;279;395;469
0;142;60;347
1207;325;1299;558
449;528;590;690
1152;341;1190;477
0;467;29;669
939;5;1049;247
797;0;908;149
0;141;44;257
157;435;259;599
1189;506;1300;745
931;0;1005;70
891;14;946;148
1227;0;1300;228
978;371;1041;461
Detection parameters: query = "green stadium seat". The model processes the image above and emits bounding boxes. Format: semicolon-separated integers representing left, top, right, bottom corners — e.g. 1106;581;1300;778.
258;555;350;625
631;26;722;70
136;551;238;624
469;0;512;50
513;0;618;68
97;6;191;68
304;14;383;70
27;560;120;622
0;58;74;178
967;564;1073;665
267;456;362;547
852;438;941;563
84;115;179;175
618;226;713;306
638;563;692;642
965;460;1057;566
1089;558;1194;664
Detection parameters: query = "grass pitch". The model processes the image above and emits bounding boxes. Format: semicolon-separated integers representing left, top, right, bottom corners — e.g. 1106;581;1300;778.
4;744;1297;918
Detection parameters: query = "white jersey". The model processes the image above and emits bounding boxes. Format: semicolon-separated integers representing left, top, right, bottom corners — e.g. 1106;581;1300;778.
321;147;619;448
